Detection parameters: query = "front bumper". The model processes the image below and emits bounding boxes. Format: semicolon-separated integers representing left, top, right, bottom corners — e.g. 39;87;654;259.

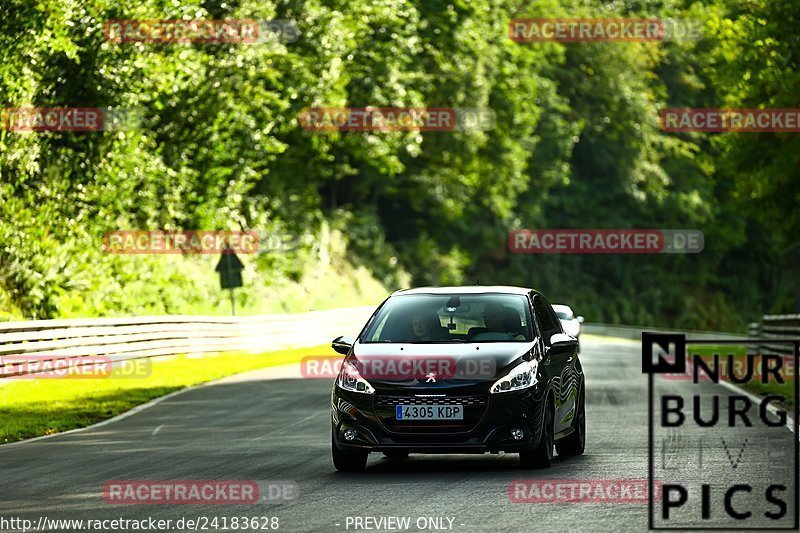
331;383;547;453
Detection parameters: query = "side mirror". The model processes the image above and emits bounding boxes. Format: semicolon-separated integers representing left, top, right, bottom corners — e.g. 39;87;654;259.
577;315;585;324
331;335;355;355
525;339;542;361
549;333;577;348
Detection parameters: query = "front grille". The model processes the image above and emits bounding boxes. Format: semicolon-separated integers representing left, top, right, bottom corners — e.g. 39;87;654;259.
373;394;489;434
374;395;487;407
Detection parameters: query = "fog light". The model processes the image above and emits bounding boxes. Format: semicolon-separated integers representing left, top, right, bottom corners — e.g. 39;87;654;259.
511;428;524;441
343;428;357;442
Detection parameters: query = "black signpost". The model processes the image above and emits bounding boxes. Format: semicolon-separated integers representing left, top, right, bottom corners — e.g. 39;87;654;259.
216;245;244;316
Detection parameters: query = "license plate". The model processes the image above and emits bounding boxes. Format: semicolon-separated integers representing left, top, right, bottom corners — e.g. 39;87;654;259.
395;404;464;420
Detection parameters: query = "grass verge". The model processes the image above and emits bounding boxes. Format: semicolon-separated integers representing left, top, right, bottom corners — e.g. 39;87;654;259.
0;344;335;444
585;336;794;409
745;380;794;408
686;344;795;409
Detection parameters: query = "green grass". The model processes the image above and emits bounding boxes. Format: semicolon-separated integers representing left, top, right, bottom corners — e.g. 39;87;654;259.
687;344;794;407
0;344;335;444
745;380;794;407
584;336;794;407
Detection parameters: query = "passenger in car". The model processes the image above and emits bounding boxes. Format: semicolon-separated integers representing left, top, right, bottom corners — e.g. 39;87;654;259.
468;303;525;340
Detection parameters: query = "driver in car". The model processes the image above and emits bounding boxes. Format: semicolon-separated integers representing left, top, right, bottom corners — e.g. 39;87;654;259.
410;312;448;341
470;303;526;340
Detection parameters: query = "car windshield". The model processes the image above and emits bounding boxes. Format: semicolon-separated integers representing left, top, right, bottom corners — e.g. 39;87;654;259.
361;293;533;343
555;310;573;320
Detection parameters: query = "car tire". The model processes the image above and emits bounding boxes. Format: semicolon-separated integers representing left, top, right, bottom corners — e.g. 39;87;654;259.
556;382;585;456
382;450;410;460
332;432;368;472
519;398;554;469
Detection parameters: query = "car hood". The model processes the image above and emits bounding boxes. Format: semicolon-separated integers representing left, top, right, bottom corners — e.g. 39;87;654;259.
350;341;535;388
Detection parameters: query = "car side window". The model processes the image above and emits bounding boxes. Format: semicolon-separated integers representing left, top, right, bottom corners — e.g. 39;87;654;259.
533;295;560;340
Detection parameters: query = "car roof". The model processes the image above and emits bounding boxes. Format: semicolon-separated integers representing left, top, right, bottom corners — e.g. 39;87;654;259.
391;285;536;297
552;304;572;312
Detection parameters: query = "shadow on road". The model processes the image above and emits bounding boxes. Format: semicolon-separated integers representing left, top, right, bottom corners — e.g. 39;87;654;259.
329;453;590;478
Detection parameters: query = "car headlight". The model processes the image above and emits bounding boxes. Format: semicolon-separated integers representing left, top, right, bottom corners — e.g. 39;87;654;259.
490;360;538;394
337;361;375;394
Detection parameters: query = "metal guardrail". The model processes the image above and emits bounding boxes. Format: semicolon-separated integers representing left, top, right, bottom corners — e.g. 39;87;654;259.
584;315;800;356
3;310;792;378
582;323;747;341
0;307;375;378
748;314;800;356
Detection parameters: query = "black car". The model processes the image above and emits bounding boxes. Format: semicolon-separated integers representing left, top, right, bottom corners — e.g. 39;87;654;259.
330;286;585;471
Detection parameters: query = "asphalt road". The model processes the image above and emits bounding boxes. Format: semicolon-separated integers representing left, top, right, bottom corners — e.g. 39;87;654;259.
0;336;796;532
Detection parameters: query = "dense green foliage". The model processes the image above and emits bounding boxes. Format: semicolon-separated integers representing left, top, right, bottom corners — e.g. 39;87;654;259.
0;0;797;329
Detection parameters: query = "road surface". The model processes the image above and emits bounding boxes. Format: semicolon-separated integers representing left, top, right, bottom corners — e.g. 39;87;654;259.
0;336;795;532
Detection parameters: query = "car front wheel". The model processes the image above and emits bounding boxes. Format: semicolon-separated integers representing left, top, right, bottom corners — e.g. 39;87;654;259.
519;398;554;469
332;432;368;472
556;382;586;456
